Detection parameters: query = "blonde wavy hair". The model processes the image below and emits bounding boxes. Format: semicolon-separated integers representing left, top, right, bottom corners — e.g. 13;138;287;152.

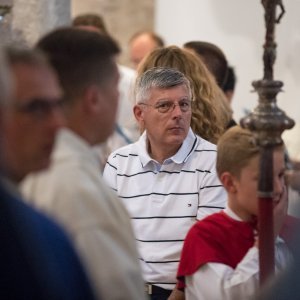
137;46;232;143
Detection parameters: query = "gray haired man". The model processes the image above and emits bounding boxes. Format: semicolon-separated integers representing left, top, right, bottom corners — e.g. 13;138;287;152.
104;67;227;299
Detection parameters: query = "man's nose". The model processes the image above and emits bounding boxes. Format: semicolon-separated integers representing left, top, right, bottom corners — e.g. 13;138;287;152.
171;103;183;116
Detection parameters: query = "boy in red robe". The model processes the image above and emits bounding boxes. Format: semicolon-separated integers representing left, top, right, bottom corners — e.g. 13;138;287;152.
176;126;294;300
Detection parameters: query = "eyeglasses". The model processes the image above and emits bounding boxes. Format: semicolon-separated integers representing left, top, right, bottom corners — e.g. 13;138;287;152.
139;99;192;113
15;98;65;119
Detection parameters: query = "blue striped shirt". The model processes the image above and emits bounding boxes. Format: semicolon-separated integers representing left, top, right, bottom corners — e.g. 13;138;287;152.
103;128;227;289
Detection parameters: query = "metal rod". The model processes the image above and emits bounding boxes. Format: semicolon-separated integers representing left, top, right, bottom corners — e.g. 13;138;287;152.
258;147;275;284
241;0;294;286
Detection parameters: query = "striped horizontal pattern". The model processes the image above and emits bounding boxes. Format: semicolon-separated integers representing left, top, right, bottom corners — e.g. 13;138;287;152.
103;128;226;290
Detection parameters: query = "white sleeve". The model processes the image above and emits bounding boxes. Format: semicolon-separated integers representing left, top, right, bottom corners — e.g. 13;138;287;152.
185;247;259;300
103;154;118;190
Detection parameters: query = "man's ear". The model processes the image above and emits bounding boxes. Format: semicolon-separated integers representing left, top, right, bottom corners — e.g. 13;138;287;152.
133;104;144;123
82;85;101;113
220;172;237;193
133;104;146;134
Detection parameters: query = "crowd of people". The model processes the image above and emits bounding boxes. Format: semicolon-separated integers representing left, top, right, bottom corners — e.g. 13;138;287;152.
0;11;299;300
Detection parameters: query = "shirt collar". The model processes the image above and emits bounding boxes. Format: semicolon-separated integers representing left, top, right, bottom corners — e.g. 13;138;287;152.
55;128;99;164
224;204;243;221
136;128;198;168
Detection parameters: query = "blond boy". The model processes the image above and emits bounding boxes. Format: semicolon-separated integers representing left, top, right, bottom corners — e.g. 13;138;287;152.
177;126;293;300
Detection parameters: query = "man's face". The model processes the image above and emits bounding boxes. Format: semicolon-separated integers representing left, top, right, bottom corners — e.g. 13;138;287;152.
135;84;192;154
3;63;65;182
232;149;285;220
130;35;158;69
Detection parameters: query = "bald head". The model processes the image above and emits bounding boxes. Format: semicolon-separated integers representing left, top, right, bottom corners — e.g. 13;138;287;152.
129;31;164;69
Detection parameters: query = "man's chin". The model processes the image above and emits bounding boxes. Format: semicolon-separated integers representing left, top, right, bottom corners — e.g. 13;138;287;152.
168;135;186;145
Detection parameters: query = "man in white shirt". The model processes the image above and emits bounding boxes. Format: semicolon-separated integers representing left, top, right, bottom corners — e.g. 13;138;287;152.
2;47;64;183
72;13;139;170
103;67;226;299
21;28;145;300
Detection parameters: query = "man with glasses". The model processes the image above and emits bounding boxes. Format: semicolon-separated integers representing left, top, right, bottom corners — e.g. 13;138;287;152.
103;67;226;299
3;47;65;183
0;47;96;299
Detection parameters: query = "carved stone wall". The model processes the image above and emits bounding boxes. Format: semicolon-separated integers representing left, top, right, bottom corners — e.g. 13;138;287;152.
72;0;154;66
0;0;13;46
0;0;70;47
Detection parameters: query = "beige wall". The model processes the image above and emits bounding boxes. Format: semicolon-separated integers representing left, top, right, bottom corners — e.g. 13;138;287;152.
0;0;153;66
72;0;154;66
156;0;300;125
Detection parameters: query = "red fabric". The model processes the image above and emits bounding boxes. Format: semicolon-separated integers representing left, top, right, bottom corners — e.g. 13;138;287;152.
176;212;298;290
177;211;256;289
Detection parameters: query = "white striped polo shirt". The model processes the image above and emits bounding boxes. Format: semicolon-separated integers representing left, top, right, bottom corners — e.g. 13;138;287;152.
103;128;227;290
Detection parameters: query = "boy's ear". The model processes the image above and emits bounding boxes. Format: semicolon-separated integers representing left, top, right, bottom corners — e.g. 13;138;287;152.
220;172;237;193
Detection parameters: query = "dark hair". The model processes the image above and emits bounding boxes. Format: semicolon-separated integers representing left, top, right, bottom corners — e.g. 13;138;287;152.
72;13;109;35
223;66;236;93
36;27;120;103
184;41;228;90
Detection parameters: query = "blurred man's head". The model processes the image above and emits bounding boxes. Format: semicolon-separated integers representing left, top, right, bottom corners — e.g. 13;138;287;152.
72;13;109;34
3;47;65;182
36;27;120;145
223;66;236;104
129;31;164;69
184;41;228;90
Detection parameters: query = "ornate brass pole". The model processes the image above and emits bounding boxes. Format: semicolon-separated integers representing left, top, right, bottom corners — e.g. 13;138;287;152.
240;0;294;285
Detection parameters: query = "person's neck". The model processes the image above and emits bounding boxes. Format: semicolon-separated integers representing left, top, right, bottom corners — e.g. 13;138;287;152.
227;197;254;222
147;139;180;164
65;110;100;146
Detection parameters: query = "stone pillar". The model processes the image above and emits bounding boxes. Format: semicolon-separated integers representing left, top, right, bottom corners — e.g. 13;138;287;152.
8;0;71;47
0;0;13;46
72;0;154;66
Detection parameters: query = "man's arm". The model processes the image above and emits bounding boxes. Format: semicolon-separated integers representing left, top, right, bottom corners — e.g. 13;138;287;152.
197;171;227;220
168;288;185;300
103;154;118;190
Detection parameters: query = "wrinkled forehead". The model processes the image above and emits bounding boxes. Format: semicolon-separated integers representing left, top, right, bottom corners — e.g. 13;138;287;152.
147;84;191;101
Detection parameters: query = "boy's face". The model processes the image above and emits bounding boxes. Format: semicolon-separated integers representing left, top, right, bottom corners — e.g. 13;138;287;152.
230;148;285;221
